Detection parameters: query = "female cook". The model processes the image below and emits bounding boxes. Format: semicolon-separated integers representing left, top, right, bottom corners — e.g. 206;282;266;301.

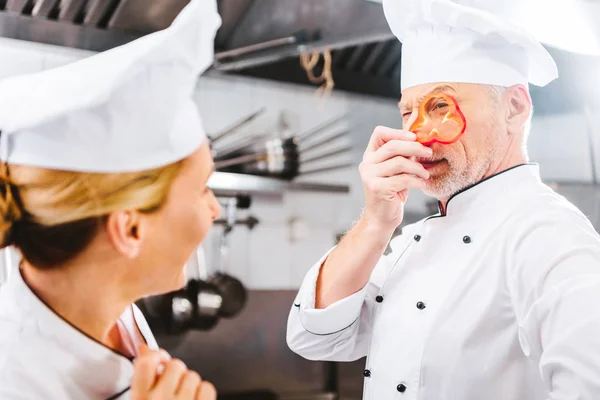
0;0;221;398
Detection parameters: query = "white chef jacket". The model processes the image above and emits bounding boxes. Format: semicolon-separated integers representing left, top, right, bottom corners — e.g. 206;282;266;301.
287;164;600;400
0;260;159;400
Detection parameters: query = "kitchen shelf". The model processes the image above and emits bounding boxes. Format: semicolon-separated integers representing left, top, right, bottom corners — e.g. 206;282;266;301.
208;172;350;197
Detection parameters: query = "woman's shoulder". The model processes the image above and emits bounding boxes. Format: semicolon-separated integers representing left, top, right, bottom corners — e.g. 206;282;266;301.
0;326;69;399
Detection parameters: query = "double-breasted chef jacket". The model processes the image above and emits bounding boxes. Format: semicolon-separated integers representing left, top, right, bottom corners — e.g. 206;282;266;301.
0;258;159;400
288;164;600;399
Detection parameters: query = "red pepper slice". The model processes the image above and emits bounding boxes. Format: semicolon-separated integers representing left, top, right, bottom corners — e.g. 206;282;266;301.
409;93;467;146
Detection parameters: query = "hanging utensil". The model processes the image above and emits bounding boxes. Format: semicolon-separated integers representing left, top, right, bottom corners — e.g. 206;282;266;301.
213;134;269;160
215;153;269;170
240;137;300;180
209;107;266;144
296;114;347;143
298;127;350;153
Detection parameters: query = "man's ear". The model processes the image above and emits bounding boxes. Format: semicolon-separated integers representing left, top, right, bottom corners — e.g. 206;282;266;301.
505;85;532;135
105;210;142;259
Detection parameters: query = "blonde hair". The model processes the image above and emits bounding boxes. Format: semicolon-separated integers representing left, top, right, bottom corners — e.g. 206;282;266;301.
0;162;182;268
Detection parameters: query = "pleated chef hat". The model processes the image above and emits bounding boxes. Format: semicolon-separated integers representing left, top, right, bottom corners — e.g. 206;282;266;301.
0;0;221;173
382;0;559;91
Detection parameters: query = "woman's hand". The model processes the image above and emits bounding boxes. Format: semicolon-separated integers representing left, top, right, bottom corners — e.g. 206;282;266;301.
131;345;217;400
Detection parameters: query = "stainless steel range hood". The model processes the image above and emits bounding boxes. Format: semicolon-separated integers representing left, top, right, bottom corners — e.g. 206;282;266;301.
0;0;192;51
0;0;400;97
0;0;397;72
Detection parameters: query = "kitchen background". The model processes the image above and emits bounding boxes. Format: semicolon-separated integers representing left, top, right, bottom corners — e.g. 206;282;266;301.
0;0;599;399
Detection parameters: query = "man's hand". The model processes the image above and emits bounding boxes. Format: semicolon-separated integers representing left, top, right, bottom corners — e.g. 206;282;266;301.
359;126;431;231
131;345;217;400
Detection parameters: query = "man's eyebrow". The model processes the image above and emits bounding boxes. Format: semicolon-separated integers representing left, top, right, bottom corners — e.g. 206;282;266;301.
399;84;457;111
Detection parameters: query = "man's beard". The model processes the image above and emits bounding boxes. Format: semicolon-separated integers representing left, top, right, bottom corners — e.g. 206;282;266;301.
422;143;499;201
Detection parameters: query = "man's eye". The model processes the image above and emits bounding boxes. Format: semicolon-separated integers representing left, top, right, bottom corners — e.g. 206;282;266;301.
402;112;411;118
435;102;449;109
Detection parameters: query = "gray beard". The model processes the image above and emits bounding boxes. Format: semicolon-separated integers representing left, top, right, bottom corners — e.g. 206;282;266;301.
422;148;498;201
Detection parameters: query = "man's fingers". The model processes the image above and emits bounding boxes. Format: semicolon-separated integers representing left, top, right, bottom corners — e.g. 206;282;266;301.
176;370;201;399
365;175;426;198
196;381;217;400
154;359;188;396
367;140;432;164
366;126;416;153
373;156;430;180
385;174;428;193
132;351;163;394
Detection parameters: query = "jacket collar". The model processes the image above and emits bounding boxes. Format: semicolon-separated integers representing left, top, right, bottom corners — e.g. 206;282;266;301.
1;257;155;395
436;163;542;217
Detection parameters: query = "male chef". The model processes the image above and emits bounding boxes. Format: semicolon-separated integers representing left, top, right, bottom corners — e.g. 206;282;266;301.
287;0;600;399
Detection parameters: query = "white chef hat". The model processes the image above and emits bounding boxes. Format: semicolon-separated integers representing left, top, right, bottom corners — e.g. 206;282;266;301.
0;0;221;173
382;0;559;91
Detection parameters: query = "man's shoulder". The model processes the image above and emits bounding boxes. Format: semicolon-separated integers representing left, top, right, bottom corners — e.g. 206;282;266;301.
506;184;600;264
513;184;596;233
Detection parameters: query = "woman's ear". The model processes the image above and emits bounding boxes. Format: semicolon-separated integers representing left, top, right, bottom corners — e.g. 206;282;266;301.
105;210;142;259
505;85;532;136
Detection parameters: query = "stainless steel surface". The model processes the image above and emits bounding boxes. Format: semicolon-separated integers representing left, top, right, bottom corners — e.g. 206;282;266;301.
108;0;189;33
221;0;391;50
224;197;237;231
0;0;396;74
32;0;58;18
375;40;402;76
197;291;223;316
58;0;87;21
301;145;353;164
6;0;27;13
213;31;395;72
214;0;255;47
361;40;387;73
217;198;236;278
207;171;350;197
83;0;117;26
0;12;140;52
172;297;194;324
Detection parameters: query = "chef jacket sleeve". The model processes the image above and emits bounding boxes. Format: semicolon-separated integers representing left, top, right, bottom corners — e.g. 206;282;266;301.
286;231;406;362
510;208;600;399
